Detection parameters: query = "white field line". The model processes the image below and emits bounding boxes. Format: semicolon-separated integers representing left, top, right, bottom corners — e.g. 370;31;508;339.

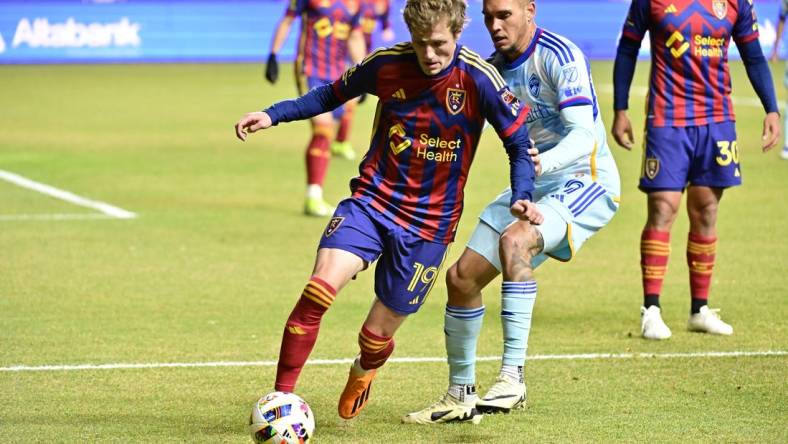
0;169;136;219
596;84;784;111
1;350;784;373
0;213;117;221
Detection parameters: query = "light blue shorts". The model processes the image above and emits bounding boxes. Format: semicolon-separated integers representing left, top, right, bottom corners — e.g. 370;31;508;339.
468;174;618;271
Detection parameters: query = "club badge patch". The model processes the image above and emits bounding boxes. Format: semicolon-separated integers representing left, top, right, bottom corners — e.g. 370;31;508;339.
562;66;579;84
446;88;466;115
645;158;660;180
325;216;344;237
528;73;541;97
712;0;727;20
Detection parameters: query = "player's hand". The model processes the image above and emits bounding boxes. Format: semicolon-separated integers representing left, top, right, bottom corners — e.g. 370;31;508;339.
510;199;543;225
235;112;272;141
611;110;635;150
265;54;279;84
381;27;395;43
761;112;781;152
528;145;542;176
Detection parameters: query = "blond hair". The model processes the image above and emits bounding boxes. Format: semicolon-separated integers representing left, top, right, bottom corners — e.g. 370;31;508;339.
402;0;467;36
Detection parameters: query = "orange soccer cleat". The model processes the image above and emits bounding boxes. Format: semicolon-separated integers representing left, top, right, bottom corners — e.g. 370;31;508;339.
337;363;377;419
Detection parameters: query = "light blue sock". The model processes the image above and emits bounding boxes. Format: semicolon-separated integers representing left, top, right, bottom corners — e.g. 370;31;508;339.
501;281;537;367
445;305;485;385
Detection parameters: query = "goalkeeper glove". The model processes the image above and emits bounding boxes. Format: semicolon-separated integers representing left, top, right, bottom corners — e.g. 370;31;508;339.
265;53;279;84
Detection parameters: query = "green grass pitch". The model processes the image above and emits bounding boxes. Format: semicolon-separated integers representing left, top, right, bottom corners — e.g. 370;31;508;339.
1;60;786;443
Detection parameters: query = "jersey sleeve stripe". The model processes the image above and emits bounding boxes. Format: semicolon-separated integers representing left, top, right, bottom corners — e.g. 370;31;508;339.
537;40;568;66
558;97;594;109
734;32;760;44
361;45;414;65
499;106;528;139
459;48;506;85
542;31;575;62
621;30;643;42
458;48;506;89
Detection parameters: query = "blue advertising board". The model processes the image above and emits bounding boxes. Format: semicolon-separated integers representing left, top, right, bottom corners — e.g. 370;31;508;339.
0;0;783;64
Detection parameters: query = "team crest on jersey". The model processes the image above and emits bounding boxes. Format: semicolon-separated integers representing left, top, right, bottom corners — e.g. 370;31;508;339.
528;73;541;97
446;88;466;115
645;158;660;180
325;217;344;237
562;66;579;84
712;0;727;20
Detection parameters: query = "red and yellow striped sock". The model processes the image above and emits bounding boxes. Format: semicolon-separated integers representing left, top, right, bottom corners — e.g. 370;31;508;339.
358;325;394;371
274;277;336;392
641;229;671;299
305;127;332;186
687;232;716;301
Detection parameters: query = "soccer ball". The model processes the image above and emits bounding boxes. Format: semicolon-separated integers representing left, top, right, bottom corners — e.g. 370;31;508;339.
249;391;315;444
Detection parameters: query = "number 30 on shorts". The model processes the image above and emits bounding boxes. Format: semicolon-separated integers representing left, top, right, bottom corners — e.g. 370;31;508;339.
715;140;739;166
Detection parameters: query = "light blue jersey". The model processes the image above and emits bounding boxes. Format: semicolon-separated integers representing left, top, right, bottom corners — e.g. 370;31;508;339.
472;28;620;266
490;27;620;199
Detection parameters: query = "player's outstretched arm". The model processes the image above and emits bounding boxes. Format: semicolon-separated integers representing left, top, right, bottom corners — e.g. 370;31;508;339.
510;200;543;225
611;110;635;150
762;112;781;151
235;112;272;141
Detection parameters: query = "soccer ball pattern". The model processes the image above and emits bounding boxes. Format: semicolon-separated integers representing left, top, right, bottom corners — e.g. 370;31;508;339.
249;392;315;444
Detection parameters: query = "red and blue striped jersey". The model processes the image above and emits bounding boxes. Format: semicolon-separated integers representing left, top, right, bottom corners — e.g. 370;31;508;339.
287;0;362;80
621;0;760;127
331;43;534;244
359;0;390;49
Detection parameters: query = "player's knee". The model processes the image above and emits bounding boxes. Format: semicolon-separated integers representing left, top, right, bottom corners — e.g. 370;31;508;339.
647;206;678;231
688;201;719;229
499;224;539;262
445;263;479;302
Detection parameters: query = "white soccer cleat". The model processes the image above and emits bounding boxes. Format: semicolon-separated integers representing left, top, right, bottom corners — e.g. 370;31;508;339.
401;392;482;425
476;376;526;414
641;305;672;340
687;306;733;335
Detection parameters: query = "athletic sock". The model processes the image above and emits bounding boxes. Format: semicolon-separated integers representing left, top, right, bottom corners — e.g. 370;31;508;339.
644;294;661;308
275;277;336;392
305;131;331;186
445;305;485;385
500;364;523;384
336;101;356;143
448;383;478;402
336;114;352;143
691;298;708;314
687;232;716;313
358;325;394;371
641;229;670;303
501;281;537;367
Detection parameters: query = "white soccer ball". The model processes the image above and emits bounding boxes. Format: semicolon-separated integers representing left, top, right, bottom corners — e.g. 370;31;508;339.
249;391;315;444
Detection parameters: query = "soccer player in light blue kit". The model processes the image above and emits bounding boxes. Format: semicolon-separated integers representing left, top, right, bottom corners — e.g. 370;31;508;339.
770;0;788;160
403;0;620;424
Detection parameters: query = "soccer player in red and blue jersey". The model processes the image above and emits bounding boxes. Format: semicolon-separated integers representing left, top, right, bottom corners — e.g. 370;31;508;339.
332;0;397;166
237;0;542;421
612;0;780;339
264;0;366;216
359;0;394;49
